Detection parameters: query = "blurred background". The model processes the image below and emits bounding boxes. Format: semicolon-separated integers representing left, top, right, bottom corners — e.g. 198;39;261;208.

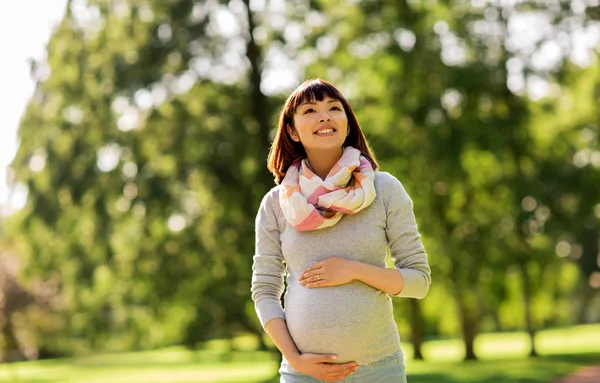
1;0;600;382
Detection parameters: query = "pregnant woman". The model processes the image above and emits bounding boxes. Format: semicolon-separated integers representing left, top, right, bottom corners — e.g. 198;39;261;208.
251;79;431;382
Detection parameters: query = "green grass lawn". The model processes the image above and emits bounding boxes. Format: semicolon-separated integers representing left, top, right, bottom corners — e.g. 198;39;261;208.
1;324;599;383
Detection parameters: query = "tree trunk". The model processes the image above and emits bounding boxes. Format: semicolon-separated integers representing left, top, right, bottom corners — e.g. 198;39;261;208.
576;284;597;324
242;0;272;187
241;0;281;348
519;262;538;357
1;317;25;362
461;313;478;361
454;290;478;361
578;226;600;323
409;298;424;360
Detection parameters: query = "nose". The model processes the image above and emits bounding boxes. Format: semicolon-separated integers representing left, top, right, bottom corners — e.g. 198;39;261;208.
319;112;331;123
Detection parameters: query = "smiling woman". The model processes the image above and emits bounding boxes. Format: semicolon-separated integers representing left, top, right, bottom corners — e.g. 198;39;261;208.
251;79;431;383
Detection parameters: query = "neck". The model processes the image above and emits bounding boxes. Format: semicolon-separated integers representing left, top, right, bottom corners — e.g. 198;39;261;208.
305;147;344;180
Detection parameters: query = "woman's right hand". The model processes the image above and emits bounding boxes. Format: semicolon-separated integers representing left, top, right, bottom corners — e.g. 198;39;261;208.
288;353;358;382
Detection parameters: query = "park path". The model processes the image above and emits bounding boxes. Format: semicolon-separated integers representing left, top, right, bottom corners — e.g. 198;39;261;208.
553;364;600;383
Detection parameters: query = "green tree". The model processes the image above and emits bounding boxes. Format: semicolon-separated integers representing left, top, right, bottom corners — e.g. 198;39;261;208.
9;0;277;355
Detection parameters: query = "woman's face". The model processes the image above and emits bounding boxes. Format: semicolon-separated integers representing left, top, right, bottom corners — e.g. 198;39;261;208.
289;96;348;152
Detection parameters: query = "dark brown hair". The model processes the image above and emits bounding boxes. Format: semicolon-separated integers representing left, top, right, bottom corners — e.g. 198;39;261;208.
267;79;379;184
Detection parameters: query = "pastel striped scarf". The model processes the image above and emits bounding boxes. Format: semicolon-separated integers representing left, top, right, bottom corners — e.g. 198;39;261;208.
279;147;376;231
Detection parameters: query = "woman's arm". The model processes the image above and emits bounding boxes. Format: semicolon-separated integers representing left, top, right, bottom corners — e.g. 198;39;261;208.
265;318;358;382
251;193;287;329
349;261;404;295
264;318;302;362
383;175;431;298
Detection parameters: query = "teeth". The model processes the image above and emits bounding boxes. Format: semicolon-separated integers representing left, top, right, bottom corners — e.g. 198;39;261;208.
316;128;334;134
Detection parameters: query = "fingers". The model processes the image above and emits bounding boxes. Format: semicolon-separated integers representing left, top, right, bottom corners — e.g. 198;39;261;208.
317;354;338;363
325;362;359;381
299;268;323;280
301;274;326;288
299;270;324;285
303;354;358;382
327;363;357;375
300;273;322;283
303;261;324;273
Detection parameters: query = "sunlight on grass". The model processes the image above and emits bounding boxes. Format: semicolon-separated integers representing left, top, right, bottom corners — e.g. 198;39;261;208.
537;324;600;354
474;332;531;359
0;359;280;383
421;339;464;361
0;324;599;383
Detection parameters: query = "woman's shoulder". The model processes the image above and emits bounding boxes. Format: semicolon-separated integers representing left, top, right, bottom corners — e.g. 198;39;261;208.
374;171;411;202
262;184;282;202
258;184;283;213
374;170;403;190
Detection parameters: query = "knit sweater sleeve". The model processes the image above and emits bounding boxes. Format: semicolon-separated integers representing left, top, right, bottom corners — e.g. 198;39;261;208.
379;172;432;299
251;189;286;329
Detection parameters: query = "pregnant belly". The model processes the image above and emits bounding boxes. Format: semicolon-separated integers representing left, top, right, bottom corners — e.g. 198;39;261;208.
283;280;397;363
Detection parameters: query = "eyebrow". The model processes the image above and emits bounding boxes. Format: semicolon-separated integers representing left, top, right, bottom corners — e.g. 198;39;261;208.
299;99;341;106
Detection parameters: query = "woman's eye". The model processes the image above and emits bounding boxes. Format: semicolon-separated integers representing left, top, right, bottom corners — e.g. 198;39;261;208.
330;106;342;111
304;108;315;114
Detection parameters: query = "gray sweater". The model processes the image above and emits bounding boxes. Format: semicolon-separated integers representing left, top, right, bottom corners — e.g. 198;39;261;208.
251;171;431;365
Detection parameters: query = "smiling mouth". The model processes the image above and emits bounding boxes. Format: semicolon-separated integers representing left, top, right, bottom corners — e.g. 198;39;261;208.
315;128;336;135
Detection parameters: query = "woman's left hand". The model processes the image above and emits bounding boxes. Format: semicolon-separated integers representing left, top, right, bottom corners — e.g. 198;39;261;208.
299;257;357;288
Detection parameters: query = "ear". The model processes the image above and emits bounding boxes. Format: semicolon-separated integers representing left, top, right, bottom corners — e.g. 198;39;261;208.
287;124;300;142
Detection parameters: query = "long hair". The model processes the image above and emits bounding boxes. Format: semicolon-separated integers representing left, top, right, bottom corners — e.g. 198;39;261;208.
267;79;379;184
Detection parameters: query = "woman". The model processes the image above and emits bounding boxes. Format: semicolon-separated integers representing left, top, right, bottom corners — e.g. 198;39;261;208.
251;79;431;382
